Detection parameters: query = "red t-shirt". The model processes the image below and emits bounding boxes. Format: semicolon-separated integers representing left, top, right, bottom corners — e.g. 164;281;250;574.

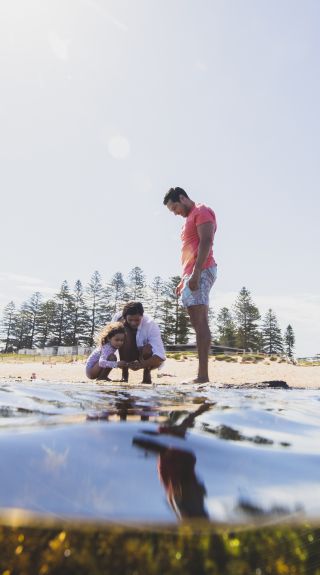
181;204;217;276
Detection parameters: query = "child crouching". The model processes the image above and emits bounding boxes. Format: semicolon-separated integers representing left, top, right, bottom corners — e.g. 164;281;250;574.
86;322;127;381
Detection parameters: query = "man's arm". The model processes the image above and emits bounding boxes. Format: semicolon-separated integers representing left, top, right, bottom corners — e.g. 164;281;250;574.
128;322;166;370
188;222;214;291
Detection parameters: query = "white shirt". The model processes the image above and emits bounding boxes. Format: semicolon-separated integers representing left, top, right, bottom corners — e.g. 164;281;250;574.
112;312;166;361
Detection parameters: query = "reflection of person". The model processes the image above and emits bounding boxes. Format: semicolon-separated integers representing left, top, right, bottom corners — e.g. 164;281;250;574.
86;322;127;380
163;187;217;383
158;448;208;520
133;403;211;519
113;301;166;384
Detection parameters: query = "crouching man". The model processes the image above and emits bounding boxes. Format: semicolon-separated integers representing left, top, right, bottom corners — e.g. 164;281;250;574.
113;301;166;384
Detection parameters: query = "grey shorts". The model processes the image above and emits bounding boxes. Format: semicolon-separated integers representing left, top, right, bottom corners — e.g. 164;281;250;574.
181;265;217;307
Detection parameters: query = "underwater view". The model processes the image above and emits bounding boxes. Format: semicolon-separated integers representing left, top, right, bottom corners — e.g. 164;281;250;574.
1;380;320;574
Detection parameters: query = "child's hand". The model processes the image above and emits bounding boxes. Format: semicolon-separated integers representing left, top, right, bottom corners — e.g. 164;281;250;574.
117;360;128;368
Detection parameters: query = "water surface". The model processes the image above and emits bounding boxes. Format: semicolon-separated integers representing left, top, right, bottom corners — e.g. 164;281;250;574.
0;379;320;526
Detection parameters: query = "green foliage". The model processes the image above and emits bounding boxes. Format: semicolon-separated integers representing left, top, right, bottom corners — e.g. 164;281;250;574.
233;287;261;351
0;301;16;352
0;277;296;356
261;309;284;355
127;266;146;301
1;523;320;575
159;276;191;345
240;354;265;363
284;324;295;358
216;307;237;347
167;352;182;360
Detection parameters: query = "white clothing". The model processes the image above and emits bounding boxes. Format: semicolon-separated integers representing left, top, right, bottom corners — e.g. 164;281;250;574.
112;312;166;361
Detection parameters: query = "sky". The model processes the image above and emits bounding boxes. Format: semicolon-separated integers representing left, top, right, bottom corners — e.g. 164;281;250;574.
0;0;319;356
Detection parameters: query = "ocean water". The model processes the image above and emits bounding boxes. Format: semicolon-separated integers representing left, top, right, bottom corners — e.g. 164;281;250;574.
0;379;320;526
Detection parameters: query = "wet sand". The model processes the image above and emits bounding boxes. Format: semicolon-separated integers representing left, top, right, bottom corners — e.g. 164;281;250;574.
0;357;319;388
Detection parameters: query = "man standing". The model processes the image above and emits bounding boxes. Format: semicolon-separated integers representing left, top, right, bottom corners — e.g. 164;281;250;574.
163;187;217;383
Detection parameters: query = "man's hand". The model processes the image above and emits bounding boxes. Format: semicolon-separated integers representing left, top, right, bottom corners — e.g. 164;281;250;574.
175;280;183;296
127;360;143;371
117;360;128;368
188;270;200;292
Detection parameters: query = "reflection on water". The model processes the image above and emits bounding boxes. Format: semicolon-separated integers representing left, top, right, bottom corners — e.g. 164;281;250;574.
133;404;211;520
1;380;320;526
1;379;320;572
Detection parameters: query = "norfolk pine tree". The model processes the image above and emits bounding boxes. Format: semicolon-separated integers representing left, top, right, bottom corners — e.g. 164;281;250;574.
86;271;111;346
234;287;261;351
24;292;42;348
0;301;16;352
160;276;191;344
110;272;126;314
70;280;90;345
127;266;146;301
284;324;295;358
13;303;32;350
37;300;58;348
53;281;74;346
261;309;284;355
216;307;237;347
150;276;166;321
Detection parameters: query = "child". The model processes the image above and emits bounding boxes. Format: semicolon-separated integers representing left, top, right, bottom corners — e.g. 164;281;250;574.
86;322;128;380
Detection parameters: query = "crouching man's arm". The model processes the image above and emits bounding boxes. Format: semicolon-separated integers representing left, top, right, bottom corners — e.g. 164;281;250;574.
129;323;166;371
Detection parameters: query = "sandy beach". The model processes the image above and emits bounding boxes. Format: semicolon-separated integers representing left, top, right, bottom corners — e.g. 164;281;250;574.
0;357;319;388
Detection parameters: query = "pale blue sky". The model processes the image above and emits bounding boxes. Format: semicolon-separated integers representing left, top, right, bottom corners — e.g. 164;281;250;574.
0;0;319;355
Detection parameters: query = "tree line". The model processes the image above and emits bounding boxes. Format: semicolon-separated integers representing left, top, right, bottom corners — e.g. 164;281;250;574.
0;268;295;357
215;287;295;358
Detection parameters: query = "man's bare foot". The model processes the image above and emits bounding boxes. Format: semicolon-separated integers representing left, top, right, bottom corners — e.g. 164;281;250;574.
180;377;210;384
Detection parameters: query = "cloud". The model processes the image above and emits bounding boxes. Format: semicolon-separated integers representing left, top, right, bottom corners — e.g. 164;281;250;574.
107;135;131;160
48;31;70;61
0;272;45;285
195;59;208;72
17;285;57;295
80;0;128;32
131;171;153;196
0;273;56;311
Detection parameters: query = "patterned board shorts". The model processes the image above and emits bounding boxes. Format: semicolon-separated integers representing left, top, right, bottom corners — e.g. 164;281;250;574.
181;265;217;307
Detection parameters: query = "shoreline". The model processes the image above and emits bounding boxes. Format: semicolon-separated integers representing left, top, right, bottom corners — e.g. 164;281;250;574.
0;357;319;388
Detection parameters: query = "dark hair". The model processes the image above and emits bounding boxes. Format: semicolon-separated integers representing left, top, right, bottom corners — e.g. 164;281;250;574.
122;301;144;318
163;187;189;205
96;322;126;346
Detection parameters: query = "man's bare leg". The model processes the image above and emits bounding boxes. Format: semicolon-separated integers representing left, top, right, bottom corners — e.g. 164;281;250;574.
187;304;211;383
140;344;153;384
119;325;139;382
142;368;152;384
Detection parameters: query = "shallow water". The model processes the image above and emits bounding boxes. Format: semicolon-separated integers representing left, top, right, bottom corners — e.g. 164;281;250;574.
0;379;320;526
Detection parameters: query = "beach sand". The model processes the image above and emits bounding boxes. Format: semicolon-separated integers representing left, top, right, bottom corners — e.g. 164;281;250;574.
0;357;319;388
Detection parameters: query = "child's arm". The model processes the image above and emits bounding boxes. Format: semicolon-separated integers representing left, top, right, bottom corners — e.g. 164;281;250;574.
99;346;127;369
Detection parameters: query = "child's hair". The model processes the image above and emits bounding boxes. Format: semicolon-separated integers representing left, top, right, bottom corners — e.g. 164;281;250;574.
95;322;126;347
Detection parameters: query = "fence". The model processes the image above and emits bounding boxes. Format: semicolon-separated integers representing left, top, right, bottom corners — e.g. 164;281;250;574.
15;343;246;357
17;346;92;356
